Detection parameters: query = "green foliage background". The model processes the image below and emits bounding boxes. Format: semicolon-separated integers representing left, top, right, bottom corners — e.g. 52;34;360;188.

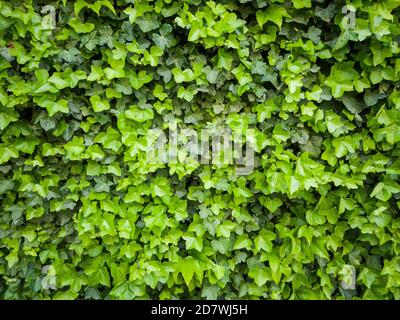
1;0;400;299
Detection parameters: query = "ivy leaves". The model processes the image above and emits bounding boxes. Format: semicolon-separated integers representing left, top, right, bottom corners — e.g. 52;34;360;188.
325;62;360;98
153;24;176;49
1;0;400;301
256;5;290;29
90;95;110;112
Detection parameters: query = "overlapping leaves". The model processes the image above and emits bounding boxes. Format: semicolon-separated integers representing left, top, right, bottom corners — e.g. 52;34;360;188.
0;0;400;300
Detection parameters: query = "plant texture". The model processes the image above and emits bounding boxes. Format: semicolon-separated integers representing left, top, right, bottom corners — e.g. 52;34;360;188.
0;0;400;299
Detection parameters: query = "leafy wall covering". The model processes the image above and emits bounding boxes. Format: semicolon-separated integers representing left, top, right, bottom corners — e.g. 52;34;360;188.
1;0;400;299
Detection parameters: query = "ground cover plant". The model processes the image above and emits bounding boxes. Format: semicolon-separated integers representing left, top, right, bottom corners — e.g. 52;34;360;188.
0;0;400;299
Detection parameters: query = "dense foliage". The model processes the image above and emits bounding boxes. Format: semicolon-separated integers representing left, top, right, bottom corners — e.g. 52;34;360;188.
1;0;400;300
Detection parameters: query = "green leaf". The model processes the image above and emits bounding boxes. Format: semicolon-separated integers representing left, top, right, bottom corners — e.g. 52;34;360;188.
217;49;233;71
136;14;160;32
325;62;359;98
0;145;19;164
256;5;290;29
46;99;70;116
306;210;326;226
69;17;95;33
180;256;199;286
94;176;113;193
64;137;85;155
0;110;18;130
183;232;203;251
188;20;206;42
90;95;110;112
125;105;154;122
216;220;236;238
292;0;312;9
233;234;252;250
232;64;252;86
152;177;172;198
